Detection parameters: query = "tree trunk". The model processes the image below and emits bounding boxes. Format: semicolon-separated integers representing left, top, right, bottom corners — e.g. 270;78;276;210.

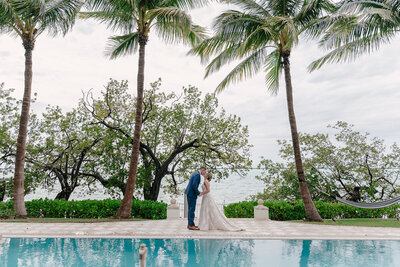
55;188;73;201
282;54;322;222
115;34;147;218
143;168;154;200
143;173;164;201
0;181;5;202
13;38;35;217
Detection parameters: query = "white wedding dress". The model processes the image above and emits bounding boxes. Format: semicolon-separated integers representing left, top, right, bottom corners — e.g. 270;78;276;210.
198;184;243;231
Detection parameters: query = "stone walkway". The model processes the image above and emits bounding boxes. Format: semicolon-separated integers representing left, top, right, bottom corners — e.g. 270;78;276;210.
1;218;400;240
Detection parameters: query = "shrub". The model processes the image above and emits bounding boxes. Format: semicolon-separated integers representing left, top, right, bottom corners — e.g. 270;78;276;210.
0;199;167;219
224;200;400;221
0;201;15;218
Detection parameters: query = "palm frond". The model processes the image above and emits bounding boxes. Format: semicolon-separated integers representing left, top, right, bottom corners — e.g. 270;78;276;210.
268;0;301;17
0;0;10;13
187;36;230;64
337;0;389;14
187;24;208;46
205;43;244;77
321;13;397;50
79;9;136;33
83;0;137;32
220;0;271;16
266;16;299;49
303;13;337;39
264;49;282;94
87;0;137;14
40;0;84;36
0;0;30;31
240;25;276;54
213;10;265;37
165;0;209;9
151;6;195;44
0;0;19;34
296;0;337;26
214;47;268;93
105;32;139;59
12;0;45;20
1;0;83;37
308;33;392;71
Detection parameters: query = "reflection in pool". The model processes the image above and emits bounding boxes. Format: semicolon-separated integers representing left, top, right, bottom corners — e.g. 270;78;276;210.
1;238;400;266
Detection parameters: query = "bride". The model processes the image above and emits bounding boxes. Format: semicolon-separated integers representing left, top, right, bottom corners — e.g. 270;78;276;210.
198;173;244;231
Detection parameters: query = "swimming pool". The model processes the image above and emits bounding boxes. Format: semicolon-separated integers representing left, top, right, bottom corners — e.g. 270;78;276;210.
1;238;400;266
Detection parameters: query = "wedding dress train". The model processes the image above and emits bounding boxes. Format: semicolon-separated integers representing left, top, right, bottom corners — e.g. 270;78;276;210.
198;184;243;231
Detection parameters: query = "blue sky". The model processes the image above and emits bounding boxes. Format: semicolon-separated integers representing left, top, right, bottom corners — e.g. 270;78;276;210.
1;3;399;163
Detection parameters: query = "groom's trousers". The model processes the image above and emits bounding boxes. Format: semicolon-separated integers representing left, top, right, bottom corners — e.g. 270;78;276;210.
186;194;197;226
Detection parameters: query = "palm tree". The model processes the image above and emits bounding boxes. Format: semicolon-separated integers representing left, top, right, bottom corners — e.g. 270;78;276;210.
308;0;399;71
0;0;83;217
190;0;337;221
82;0;207;218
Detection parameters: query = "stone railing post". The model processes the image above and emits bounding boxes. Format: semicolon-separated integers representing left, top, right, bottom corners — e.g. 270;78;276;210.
254;199;269;220
139;243;148;267
167;198;180;219
184;194;188;218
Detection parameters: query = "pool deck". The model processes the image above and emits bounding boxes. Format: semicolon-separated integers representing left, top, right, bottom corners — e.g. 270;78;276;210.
1;218;400;240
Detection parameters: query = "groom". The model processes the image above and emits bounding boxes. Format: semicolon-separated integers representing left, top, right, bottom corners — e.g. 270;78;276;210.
185;166;207;230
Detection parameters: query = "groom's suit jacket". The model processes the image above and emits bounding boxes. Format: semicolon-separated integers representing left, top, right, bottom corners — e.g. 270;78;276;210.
185;171;201;198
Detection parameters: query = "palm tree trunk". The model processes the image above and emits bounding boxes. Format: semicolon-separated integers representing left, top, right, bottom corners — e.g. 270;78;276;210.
115;34;147;218
282;54;322;222
13;38;35;217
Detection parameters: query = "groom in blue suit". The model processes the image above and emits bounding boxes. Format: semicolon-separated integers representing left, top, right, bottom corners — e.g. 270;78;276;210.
185;166;207;230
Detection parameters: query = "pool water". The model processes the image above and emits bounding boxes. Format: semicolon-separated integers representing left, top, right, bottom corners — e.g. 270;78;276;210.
1;238;400;266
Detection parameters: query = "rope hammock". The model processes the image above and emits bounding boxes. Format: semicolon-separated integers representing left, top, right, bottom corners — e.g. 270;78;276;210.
314;185;400;209
335;195;400;209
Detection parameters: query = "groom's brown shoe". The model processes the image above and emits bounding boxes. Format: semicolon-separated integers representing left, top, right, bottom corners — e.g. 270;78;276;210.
187;225;200;230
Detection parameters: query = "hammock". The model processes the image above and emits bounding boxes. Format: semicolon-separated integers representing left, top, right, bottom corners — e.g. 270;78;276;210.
335;195;400;209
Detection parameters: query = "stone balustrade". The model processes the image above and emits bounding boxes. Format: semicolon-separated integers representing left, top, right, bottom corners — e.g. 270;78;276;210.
167;198;180;219
254;199;269;220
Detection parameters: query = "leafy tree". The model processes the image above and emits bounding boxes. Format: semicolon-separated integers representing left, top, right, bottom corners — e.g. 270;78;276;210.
82;0;208;218
0;84;17;179
0;83;38;201
188;0;336;221
255;121;400;202
83;79;252;200
26;105;102;200
308;0;400;70
252;159;335;202
0;83;18;201
0;0;83;216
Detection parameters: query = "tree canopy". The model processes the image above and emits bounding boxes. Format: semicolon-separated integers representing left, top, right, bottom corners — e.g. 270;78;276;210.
254;121;400;202
84;79;252;200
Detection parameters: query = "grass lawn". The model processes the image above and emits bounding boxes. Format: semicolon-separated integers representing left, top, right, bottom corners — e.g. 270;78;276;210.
0;218;145;223
297;218;400;228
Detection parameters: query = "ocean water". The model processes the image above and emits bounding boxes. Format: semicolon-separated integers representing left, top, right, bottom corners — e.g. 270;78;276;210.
24;171;265;206
1;238;400;267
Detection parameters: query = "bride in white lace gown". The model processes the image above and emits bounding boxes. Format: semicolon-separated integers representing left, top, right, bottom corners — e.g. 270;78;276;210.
198;173;244;231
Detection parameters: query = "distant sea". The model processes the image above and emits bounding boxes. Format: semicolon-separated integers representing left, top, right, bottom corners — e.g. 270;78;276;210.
24;170;265;205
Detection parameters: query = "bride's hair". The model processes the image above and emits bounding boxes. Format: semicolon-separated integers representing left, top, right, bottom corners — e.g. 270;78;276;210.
206;173;213;181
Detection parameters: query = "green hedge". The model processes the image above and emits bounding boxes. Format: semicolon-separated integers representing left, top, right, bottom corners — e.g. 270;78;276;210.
224;200;400;221
0;199;167;219
0;201;15;217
